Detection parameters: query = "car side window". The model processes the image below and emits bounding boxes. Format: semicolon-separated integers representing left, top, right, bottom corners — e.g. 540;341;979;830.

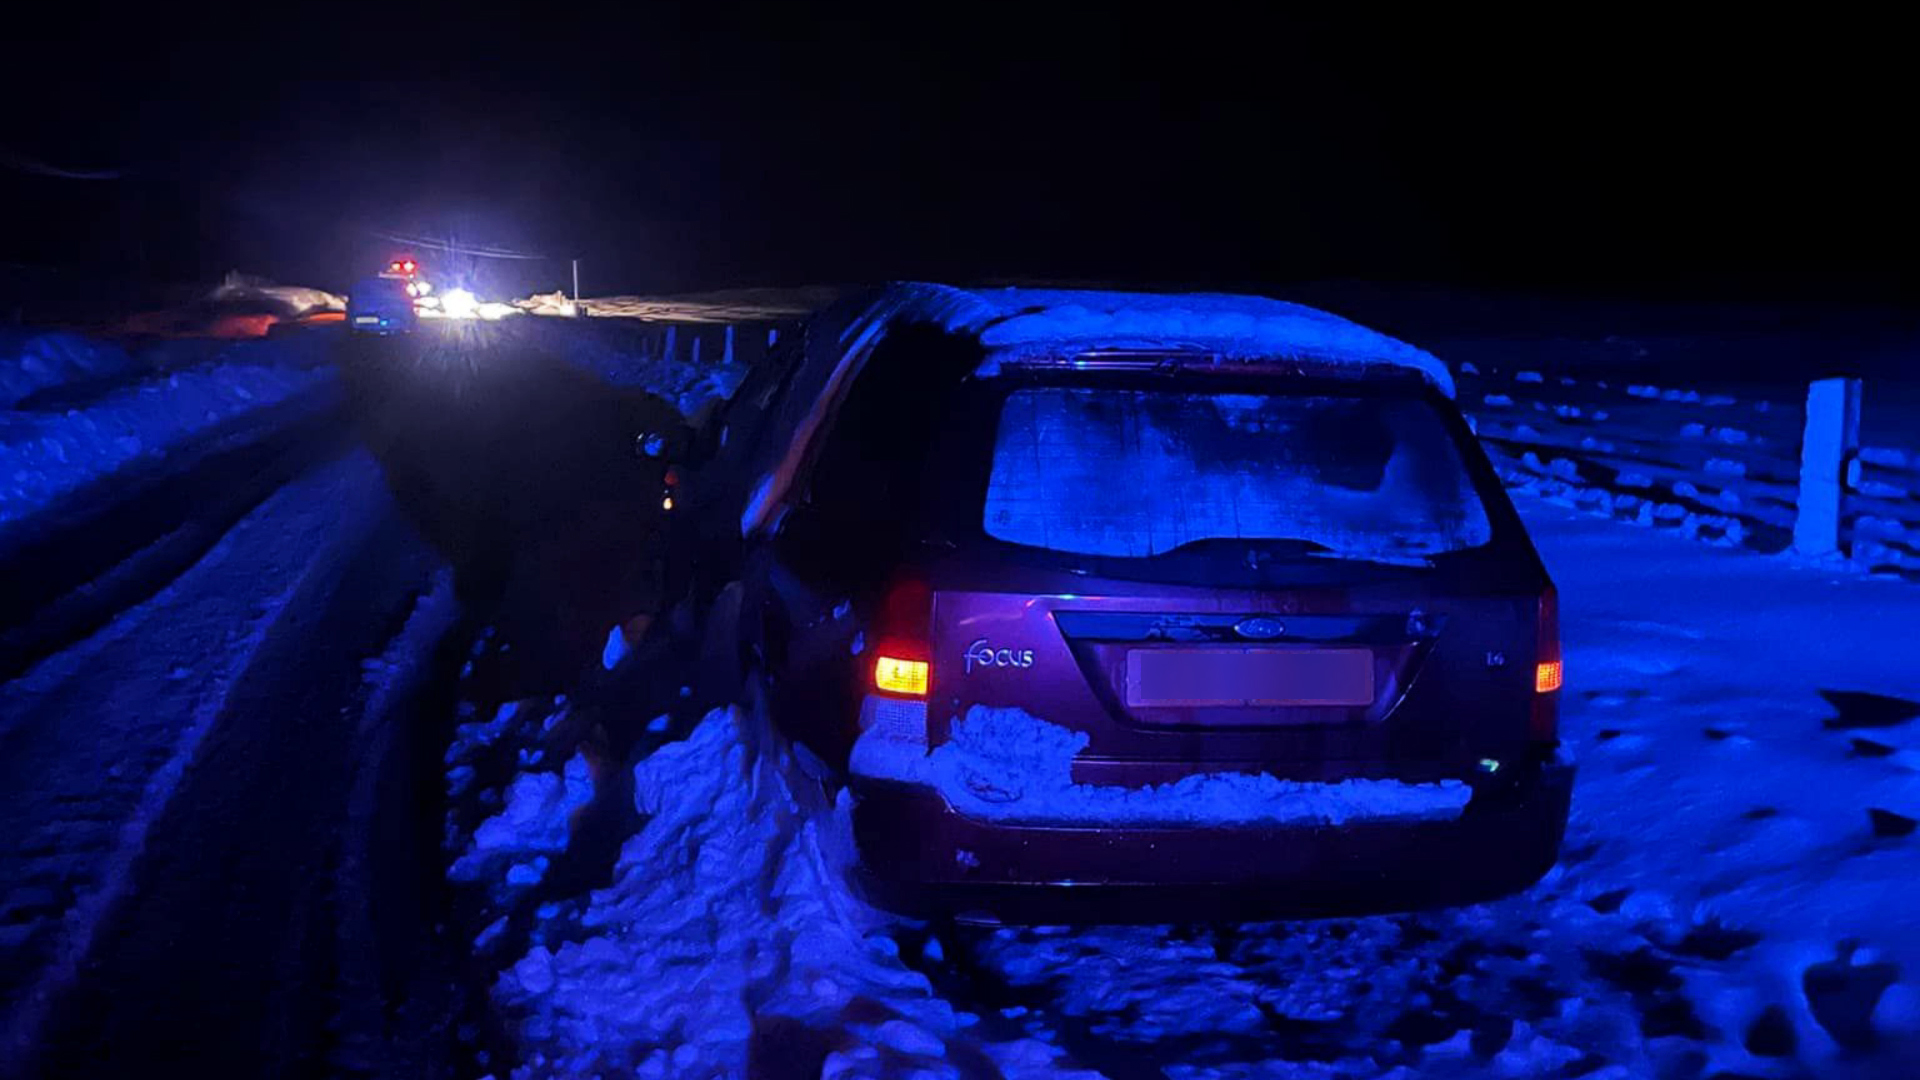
806;356;935;531
800;325;981;543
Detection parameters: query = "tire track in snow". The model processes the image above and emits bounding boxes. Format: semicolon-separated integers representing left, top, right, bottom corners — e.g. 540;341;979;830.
0;453;398;1071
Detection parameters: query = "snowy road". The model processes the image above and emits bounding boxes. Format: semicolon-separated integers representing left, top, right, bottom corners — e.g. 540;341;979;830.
0;451;464;1075
0;319;732;1079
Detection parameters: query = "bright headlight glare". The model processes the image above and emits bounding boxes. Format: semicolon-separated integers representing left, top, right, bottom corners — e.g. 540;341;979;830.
442;288;479;318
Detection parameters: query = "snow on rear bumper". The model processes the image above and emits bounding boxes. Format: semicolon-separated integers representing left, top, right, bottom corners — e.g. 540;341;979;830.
849;756;1573;921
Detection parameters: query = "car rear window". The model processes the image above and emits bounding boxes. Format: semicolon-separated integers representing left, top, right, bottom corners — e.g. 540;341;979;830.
982;387;1492;563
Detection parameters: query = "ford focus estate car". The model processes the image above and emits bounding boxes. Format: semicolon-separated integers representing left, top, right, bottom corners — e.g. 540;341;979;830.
703;283;1570;921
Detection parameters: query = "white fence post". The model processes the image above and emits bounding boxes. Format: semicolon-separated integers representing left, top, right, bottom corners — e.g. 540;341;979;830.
1793;376;1862;557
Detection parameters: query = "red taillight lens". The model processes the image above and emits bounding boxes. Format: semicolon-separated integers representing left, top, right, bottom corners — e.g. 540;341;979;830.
870;580;932;698
1531;585;1562;739
402;259;417;274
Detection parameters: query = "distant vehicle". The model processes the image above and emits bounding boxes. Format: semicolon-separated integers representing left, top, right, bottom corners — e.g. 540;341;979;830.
346;274;418;334
694;283;1571;922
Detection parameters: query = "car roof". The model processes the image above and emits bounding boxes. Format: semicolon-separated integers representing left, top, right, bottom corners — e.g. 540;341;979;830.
856;282;1453;396
736;283;1455;539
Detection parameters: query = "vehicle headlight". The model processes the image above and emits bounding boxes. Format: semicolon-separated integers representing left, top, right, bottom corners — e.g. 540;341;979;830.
442;288;479;319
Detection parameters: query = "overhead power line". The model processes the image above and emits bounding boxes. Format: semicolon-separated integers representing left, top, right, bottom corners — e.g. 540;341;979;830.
369;229;550;260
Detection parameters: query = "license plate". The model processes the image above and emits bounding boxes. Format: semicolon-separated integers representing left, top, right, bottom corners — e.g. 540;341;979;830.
1126;647;1375;707
354;316;381;325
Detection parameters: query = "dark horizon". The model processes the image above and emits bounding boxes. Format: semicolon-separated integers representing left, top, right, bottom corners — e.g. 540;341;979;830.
3;7;1913;305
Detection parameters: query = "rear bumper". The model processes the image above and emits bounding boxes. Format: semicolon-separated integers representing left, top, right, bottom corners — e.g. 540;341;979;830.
851;757;1573;922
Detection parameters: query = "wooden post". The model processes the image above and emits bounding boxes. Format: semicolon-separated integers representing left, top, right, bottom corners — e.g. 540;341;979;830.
1793;376;1862;557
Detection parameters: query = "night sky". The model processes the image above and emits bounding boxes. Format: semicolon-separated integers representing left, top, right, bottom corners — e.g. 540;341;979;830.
2;7;1911;301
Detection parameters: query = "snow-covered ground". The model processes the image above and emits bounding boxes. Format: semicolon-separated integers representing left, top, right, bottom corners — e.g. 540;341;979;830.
444;485;1920;1078
0;329;335;525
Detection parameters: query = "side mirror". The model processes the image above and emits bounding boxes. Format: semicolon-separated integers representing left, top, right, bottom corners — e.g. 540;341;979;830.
635;431;669;459
632;420;697;463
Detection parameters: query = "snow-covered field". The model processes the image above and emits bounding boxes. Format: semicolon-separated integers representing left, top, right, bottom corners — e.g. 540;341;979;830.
1455;360;1920;580
445;494;1920;1077
0;330;335;525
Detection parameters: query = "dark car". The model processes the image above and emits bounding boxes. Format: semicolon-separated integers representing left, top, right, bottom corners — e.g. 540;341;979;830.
346;274;418;335
703;283;1570;922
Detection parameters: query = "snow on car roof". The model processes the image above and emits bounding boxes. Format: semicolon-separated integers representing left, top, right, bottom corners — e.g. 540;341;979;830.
871;282;1455;397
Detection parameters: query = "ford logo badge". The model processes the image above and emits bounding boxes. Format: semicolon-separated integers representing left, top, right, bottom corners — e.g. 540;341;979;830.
1234;616;1285;640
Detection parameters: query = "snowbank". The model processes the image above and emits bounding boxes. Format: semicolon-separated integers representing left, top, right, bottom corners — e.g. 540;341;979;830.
484;706;1099;1078
514;291;578;318
0;331;141;408
208;272;344;317
450;752;594;898
853;705;1471;828
0;359;330;525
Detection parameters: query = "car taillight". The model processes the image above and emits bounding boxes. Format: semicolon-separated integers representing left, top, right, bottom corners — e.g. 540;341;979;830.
870;580;932;698
1532;585;1562;740
874;655;929;696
